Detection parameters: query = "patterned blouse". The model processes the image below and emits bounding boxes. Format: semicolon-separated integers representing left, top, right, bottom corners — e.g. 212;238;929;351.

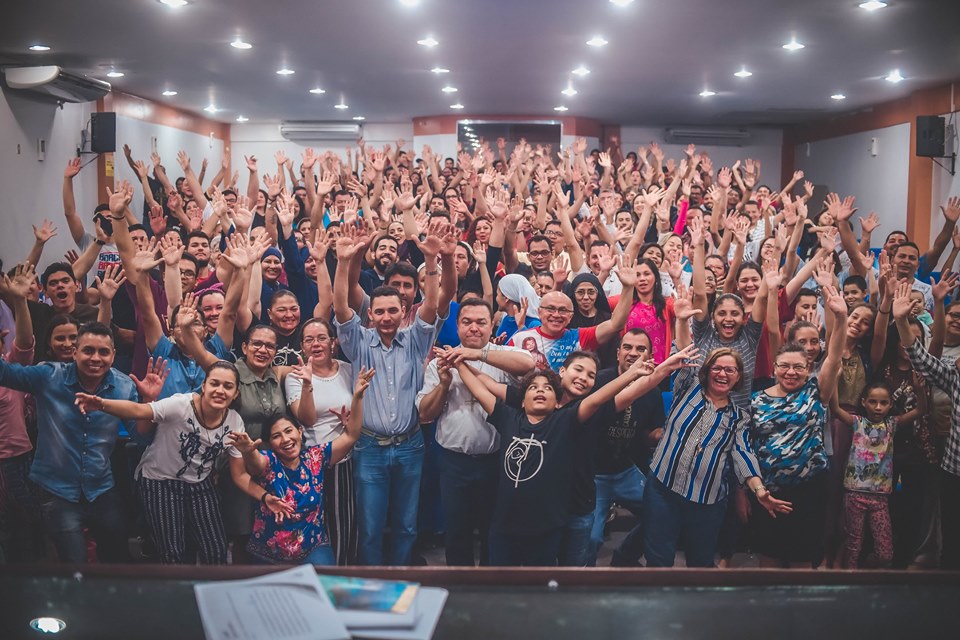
751;378;830;491
247;442;332;563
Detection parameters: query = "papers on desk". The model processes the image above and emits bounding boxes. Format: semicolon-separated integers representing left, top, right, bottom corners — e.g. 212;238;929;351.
194;566;448;640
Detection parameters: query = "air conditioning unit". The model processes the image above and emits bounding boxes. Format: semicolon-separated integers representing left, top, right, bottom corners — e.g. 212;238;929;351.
279;122;362;141
664;127;751;146
4;66;111;103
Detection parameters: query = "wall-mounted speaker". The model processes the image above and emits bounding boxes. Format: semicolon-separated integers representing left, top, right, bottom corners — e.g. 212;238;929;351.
916;115;945;158
91;112;116;154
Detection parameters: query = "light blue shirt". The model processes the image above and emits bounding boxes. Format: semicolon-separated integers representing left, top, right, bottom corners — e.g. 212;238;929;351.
334;311;440;436
152;335;206;400
0;360;138;502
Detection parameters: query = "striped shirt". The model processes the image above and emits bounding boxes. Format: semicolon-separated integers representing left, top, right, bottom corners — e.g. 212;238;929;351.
649;363;761;504
905;341;960;476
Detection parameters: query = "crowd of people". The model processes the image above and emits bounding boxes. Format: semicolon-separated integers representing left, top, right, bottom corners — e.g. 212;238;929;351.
0;136;958;569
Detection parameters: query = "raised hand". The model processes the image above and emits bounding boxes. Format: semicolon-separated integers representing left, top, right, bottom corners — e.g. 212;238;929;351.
0;263;36;300
263;173;282;199
413;220;446;257
106;180;134;217
129;357;169;402
354;366;375;397
227;431;263;455
274;150;289;167
94;264;127;302
32;219;58;244
302;147;318;170
244;155;258;172
513;296;530;328
941;196;960;223
732;217;750;246
617;255;638;288
932;271;960;302
859;211;880;234
74;392;105;415
673;281;698;320
317;171;339;197
660;343;701;373
177;150;191;173
825;192;857;222
822;284;847;316
717;166;732;189
64;157;82;179
551;254;570;285
812;255;835;288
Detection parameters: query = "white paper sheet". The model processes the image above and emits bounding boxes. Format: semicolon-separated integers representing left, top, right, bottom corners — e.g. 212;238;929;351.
194;565;350;640
351;587;449;640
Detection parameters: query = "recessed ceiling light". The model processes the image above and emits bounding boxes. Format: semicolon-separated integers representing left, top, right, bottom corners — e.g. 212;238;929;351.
431;67;450;74
28;44;50;51
609;0;634;6
276;68;295;75
162;90;178;96
561;87;578;97
586;36;608;47
450;103;465;110
885;69;904;83
417;37;438;47
236;115;249;122
572;66;590;77
399;0;420;5
334;103;349;109
106;71;125;78
858;1;887;10
782;39;805;51
699;89;717;97
204;105;218;114
158;0;189;7
831;93;846;100
230;39;252;49
441;86;458;93
554;106;569;112
353;116;365;121
734;68;753;78
309;87;325;95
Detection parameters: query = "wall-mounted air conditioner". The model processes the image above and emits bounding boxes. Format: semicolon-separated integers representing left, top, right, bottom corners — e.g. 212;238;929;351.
664;127;751;146
4;66;111;103
279;122;362;141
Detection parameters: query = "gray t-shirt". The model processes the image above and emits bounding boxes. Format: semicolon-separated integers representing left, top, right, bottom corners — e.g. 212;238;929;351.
691;315;764;410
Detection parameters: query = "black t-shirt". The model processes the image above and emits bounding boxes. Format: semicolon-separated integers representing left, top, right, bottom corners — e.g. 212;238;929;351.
593;367;666;475
273;328;301;367
487;398;586;534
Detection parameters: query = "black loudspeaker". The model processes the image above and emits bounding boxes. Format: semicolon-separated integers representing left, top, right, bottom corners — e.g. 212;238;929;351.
91;112;116;154
916;115;945;158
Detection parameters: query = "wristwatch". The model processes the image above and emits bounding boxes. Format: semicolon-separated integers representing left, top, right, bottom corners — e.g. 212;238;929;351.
753;484;769;498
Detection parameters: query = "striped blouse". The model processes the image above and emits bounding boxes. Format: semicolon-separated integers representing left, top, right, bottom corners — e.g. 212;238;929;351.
649;363;762;504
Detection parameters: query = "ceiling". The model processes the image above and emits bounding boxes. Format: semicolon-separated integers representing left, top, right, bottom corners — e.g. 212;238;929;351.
1;0;958;127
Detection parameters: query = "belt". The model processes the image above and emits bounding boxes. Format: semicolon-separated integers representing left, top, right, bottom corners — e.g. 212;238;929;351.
361;426;420;447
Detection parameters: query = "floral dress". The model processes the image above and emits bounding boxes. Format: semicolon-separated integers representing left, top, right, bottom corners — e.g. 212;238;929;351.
247;442;333;563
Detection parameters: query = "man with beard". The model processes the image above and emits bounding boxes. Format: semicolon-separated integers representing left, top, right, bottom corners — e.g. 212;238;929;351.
186;231;214;282
359;235;399;295
416;299;535;565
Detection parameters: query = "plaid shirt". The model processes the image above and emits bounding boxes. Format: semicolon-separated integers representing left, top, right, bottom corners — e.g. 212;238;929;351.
905;341;960;476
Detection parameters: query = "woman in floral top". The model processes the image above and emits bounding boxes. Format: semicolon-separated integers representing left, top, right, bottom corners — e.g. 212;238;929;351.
229;368;374;565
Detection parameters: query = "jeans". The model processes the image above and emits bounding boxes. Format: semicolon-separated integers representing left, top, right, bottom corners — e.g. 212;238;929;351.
589;465;646;565
941;470;960;570
39;487;128;563
643;476;727;568
353;430;425;566
558;511;594;567
439;448;498;566
489;527;563;566
0;453;41;563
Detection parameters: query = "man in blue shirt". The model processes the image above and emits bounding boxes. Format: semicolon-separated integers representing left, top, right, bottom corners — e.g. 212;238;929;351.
0;322;139;563
333;218;456;565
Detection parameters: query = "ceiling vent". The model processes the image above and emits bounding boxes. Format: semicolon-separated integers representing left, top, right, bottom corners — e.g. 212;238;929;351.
279;122;362;141
664;127;751;146
4;66;110;103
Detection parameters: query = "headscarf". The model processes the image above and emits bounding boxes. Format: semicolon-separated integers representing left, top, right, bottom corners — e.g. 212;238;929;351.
497;274;540;319
564;272;611;328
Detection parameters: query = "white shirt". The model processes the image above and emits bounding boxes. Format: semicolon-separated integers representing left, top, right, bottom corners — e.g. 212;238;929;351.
416;345;527;455
137;393;243;483
285;360;354;449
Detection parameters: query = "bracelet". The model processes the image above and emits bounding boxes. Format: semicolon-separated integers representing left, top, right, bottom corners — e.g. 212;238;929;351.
481;344;490;363
752;484;768;497
95;239;106;246
878;308;891;314
260;492;270;505
109;214;125;221
425;270;439;276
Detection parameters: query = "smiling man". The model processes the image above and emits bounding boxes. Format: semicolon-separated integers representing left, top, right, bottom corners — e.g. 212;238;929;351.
27;263;99;362
0;322;138;563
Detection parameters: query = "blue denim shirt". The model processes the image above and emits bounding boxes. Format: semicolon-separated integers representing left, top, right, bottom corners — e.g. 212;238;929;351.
0;359;138;502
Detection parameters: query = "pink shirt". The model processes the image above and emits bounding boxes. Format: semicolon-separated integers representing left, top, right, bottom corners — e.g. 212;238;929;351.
0;341;35;459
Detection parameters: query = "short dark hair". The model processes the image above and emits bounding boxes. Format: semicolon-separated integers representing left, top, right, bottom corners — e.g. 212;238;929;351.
269;289;299;308
222;189;237;198
562;350;600;370
243;323;279;345
128;223;147;235
384;262;418;287
180;252;201;273
41;262;76;288
775;342;807;359
519;369;563;401
373;234;399;252
187;230;211;244
619;327;652;348
894;241;920;257
77;321;115;346
795;287;819;302
528;234;551;249
370;285;403;307
457;298;493;319
843;275;868;291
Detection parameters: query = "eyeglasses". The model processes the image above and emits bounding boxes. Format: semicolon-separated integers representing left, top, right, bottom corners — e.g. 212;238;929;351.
545;230;562;237
302;336;331;346
574;289;597;298
774;362;808;372
248;340;277;351
540;305;573;316
948;312;960;320
709;365;738;375
528;250;552;257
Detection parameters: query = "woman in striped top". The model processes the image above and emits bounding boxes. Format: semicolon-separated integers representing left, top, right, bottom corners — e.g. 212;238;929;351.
643;342;792;567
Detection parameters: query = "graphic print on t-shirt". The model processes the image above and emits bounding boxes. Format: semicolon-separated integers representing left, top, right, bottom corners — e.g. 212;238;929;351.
512;328;581;371
176;416;228;480
504;435;546;487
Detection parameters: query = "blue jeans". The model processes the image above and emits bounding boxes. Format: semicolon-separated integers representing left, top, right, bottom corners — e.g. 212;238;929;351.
558;511;594;567
589;465;647;565
38;487;128;563
489;527;563;566
643;475;727;568
353;430;424;566
439;448;498;566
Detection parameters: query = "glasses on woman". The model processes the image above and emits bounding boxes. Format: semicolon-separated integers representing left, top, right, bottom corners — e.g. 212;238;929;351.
248;340;277;352
774;362;808;372
709;365;738;375
574;289;597;298
302;335;331;346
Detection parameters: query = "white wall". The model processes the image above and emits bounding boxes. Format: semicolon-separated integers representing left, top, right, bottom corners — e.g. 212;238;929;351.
793;123;910;236
231;122;414;174
930;112;960;247
112;114;224;213
620;126;783;187
0;87;96;271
